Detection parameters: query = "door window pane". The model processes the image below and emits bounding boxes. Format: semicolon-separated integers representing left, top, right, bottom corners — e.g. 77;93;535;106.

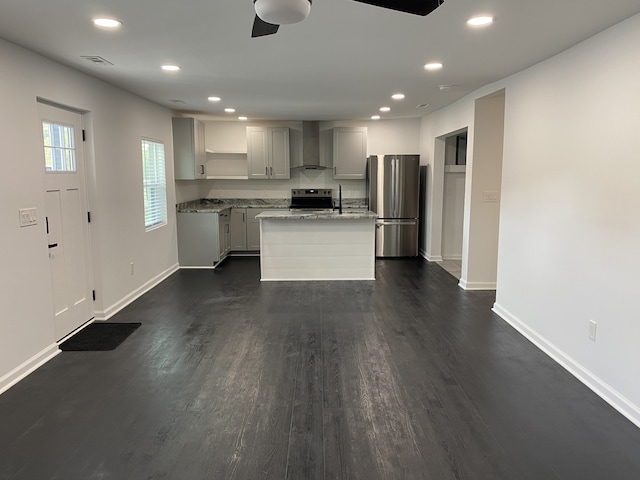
42;121;76;172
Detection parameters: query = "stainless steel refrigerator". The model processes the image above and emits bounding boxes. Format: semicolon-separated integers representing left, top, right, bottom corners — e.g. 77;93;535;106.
367;155;420;257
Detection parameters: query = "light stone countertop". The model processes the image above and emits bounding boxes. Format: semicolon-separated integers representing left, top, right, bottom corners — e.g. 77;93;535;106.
177;198;369;214
256;210;377;220
177;198;290;213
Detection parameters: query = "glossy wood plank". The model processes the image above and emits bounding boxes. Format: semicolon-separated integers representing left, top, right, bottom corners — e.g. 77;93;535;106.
1;257;640;479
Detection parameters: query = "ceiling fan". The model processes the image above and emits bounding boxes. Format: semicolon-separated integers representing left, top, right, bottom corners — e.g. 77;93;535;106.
252;0;445;38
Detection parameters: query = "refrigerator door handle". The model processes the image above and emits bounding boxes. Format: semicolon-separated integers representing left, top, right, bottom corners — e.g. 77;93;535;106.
376;220;418;226
391;157;397;218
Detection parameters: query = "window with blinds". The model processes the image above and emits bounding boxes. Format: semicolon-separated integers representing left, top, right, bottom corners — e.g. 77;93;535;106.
142;139;167;231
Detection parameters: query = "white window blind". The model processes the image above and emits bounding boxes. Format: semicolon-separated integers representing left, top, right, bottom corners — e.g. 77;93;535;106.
142;139;167;230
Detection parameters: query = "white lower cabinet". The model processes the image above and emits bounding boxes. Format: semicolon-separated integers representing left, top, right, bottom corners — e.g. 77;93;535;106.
230;207;264;251
246;208;263;250
218;208;231;258
230;208;247;251
177;212;222;266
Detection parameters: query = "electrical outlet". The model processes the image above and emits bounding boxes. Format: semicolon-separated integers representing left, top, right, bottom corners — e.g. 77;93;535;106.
130;262;134;275
588;320;597;341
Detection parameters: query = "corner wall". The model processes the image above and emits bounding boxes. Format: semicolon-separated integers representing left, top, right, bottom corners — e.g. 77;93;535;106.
0;39;178;392
420;13;640;426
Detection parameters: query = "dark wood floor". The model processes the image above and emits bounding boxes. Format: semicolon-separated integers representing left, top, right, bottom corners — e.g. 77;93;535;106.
2;257;640;479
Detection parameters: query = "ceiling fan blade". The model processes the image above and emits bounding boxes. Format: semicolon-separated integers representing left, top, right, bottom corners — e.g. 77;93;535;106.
352;0;443;16
252;15;279;37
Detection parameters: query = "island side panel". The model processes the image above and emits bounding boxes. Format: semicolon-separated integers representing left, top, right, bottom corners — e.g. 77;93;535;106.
259;218;375;281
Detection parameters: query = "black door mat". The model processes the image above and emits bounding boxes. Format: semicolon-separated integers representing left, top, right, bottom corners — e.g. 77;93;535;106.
59;322;141;351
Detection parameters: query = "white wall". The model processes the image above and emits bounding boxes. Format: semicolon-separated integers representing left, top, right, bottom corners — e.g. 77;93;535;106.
420;13;640;426
0;39;178;392
442;171;466;259
462;91;505;289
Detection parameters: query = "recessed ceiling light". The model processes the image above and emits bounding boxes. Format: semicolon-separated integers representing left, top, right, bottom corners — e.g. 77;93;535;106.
379;107;391;112
161;64;181;72
467;16;494;27
371;115;381;120
424;63;443;71
238;116;248;121
391;93;405;100
208;96;221;102
93;18;122;29
224;108;236;113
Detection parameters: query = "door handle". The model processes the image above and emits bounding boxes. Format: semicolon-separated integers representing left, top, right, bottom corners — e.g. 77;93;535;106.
199;164;205;175
48;243;58;249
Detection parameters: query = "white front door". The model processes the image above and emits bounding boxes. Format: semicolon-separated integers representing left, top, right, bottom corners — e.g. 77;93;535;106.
39;103;94;340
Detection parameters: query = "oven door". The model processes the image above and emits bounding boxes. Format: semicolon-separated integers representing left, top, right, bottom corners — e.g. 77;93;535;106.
375;219;418;257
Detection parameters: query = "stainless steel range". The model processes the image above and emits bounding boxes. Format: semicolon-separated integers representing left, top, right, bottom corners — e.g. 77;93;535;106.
289;189;334;211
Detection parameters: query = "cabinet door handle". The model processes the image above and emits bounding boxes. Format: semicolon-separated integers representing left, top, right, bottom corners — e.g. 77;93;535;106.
334;166;337;175
270;166;273;177
265;166;268;176
243;213;245;222
199;164;205;175
48;243;58;249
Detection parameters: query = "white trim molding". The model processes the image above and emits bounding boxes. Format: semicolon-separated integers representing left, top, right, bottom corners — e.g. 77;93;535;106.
459;279;496;290
94;264;179;320
0;344;60;395
493;302;640;429
421;251;443;262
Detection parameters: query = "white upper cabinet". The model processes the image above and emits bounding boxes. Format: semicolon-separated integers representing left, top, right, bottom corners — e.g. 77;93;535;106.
172;117;206;180
247;126;290;180
205;122;247;153
333;127;367;180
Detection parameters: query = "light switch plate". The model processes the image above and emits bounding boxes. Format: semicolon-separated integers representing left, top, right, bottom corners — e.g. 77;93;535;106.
19;208;38;227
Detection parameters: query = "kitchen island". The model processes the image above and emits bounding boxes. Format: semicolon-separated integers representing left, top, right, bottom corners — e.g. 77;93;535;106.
257;210;377;281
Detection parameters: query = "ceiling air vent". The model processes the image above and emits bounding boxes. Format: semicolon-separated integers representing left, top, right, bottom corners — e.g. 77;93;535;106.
81;56;114;66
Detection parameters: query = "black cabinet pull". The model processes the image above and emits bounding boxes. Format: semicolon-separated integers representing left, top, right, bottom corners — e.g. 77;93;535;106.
48;243;58;249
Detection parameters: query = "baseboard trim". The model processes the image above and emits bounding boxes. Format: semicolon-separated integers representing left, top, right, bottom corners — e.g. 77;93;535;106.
422;252;443;262
94;264;179;320
492;302;640;429
442;254;463;261
459;279;496;290
0;344;60;396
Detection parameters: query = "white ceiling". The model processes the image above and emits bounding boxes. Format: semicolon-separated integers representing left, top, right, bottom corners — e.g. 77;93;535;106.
1;0;639;121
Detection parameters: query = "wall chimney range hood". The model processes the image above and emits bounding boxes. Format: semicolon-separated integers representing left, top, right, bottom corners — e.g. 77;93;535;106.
291;121;328;170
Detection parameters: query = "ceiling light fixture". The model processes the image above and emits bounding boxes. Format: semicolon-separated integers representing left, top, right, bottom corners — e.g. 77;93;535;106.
254;0;311;25
467;16;494;27
379;107;391;112
371;115;381;120
93;18;122;29
225;108;236;113
391;93;405;100
424;62;443;71
161;64;181;72
208;96;221;102
238;116;248;121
